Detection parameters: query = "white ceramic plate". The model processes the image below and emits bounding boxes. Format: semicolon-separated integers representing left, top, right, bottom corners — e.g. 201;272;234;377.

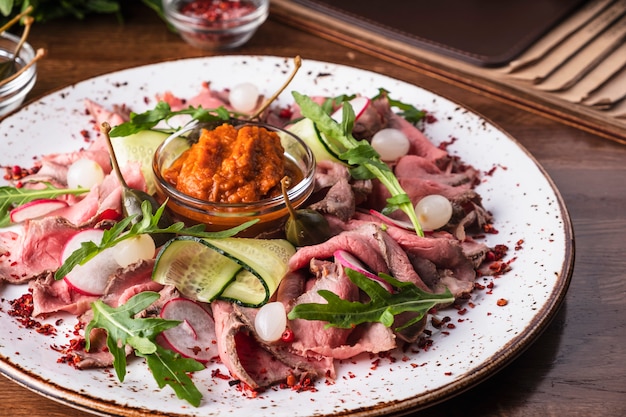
0;56;573;417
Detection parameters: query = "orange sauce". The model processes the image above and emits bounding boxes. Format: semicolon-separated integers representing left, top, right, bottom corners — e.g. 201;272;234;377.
163;123;301;203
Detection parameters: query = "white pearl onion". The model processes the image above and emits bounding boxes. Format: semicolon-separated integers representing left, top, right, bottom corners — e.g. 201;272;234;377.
371;128;411;161
66;158;105;189
415;194;453;231
255;301;287;342
229;82;260;113
112;234;156;268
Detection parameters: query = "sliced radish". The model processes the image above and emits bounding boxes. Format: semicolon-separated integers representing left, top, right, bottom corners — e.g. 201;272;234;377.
9;199;69;223
61;228;119;296
331;96;370;124
159;297;218;363
334;249;393;292
369;209;415;231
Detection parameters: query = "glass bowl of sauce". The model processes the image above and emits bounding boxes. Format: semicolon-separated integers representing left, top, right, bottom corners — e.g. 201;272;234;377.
152;119;316;236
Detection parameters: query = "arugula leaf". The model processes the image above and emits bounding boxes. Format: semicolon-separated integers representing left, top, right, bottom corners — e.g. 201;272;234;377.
139;344;205;407
86;292;205;406
109;101;232;137
373;88;426;125
55;200;258;280
0;183;88;227
292;91;424;236
288;268;454;330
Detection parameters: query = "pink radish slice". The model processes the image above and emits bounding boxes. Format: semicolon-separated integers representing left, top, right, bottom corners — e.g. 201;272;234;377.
333;249;393;292
159;297;218;363
331;96;370;124
369;209;415;231
9;199;69;223
61;228;119;296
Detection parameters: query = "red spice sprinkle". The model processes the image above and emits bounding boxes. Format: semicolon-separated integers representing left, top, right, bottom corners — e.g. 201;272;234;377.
180;0;256;22
497;298;509;306
278;107;293;119
280;328;295;343
483;223;499;234
36;323;57;336
285;373;297;387
211;368;231;380
424;112;438;124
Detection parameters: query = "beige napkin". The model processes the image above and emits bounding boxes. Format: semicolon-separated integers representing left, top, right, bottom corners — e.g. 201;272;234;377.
510;0;626;83
583;66;626;107
535;14;626;92
553;42;626;102
504;0;615;72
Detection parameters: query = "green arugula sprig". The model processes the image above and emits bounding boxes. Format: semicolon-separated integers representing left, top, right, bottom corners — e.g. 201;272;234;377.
0;183;88;227
292;91;424;236
108;101;232;137
86;291;205;406
55;200;257;280
373;88;426;125
288;268;454;330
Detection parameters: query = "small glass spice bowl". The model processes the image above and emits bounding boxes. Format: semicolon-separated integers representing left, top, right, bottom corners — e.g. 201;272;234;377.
152;120;316;237
0;31;37;117
162;0;269;50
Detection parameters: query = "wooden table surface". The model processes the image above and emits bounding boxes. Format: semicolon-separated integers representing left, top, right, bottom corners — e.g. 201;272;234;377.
1;3;625;417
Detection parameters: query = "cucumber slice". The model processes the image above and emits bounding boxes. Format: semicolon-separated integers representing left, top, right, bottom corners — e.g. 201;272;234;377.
203;238;295;307
285;118;342;163
110;129;170;194
152;236;242;302
152;237;295;307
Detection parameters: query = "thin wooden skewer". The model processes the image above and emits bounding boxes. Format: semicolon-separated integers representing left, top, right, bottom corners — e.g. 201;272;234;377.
0;6;34;33
0;47;45;88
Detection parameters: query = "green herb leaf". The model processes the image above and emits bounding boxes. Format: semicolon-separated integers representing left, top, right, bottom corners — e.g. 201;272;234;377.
109;101;232;137
0;183;89;227
85;292;204;406
374;88;426;124
139;345;205;407
292;91;424;236
54;200;258;280
288;268;454;330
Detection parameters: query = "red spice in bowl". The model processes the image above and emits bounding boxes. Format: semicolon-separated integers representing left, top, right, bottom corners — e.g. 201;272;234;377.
163;0;269;50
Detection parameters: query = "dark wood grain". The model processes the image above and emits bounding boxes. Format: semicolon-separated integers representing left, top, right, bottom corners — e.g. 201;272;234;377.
1;3;625;416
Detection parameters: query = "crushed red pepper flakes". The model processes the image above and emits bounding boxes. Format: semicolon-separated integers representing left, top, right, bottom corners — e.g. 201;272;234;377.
211;368;231;380
497;298;509;306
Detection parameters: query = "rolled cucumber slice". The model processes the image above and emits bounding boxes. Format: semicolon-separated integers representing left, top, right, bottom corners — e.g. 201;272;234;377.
152;237;295;307
152;236;242;302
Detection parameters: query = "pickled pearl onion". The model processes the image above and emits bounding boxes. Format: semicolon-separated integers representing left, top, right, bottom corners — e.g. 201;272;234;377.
255;301;287;342
370;128;410;161
229;82;259;113
415;194;453;231
66;158;104;189
112;233;156;268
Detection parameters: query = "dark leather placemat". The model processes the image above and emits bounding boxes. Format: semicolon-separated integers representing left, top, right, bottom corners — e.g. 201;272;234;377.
292;0;589;66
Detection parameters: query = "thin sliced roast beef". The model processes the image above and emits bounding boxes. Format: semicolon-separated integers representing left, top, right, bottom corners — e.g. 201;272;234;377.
288;259;397;359
211;300;334;393
308;160;371;222
0;217;82;284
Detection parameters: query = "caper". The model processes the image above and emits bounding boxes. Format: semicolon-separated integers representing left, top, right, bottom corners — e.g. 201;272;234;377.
281;177;331;247
101;122;175;247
